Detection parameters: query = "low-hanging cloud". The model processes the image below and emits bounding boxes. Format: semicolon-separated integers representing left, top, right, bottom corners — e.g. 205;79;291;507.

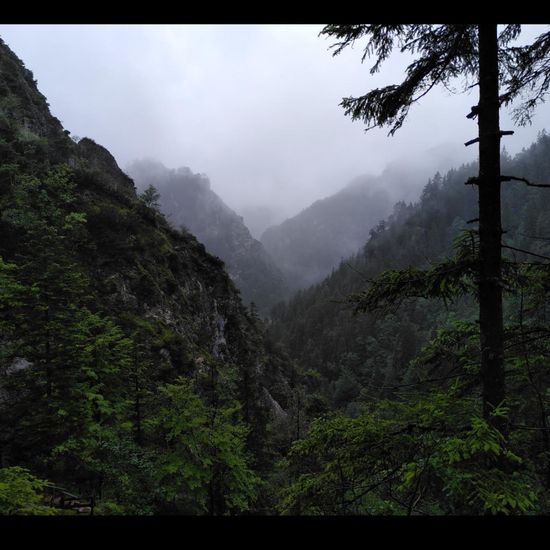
1;24;548;221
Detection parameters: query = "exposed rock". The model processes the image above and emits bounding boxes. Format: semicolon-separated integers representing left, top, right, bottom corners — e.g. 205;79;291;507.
6;357;32;375
75;138;136;199
261;387;289;421
0;37;65;141
212;314;227;359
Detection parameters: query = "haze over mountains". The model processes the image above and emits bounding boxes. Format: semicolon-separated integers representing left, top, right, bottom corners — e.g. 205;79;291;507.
259;158;453;294
4;24;550;517
261;176;392;292
126;151;471;303
125;160;412;302
126;159;288;313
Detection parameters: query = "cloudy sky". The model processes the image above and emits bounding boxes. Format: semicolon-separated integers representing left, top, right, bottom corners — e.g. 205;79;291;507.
1;24;549;223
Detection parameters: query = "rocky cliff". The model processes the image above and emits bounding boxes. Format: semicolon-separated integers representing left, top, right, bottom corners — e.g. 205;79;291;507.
126;159;288;314
0;37;292;509
0;36;272;370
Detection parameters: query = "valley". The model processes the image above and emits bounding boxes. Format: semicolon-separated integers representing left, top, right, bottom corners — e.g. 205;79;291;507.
1;24;550;516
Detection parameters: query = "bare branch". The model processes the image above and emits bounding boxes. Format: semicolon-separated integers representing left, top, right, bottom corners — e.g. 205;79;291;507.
501;175;550;188
502;244;550;262
517;232;550;242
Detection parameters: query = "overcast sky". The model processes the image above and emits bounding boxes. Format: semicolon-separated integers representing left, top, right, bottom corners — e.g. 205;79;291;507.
1;24;549;222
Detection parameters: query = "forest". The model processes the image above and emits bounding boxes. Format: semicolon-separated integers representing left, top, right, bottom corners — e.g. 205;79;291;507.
1;24;550;516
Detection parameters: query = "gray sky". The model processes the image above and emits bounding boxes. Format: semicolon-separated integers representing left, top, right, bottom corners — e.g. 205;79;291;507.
1;24;549;222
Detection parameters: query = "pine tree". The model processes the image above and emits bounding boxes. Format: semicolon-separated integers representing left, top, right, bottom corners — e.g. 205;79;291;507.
138;184;161;211
320;24;550;432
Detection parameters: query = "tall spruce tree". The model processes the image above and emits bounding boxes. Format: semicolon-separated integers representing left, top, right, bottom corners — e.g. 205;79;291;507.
320;24;550;432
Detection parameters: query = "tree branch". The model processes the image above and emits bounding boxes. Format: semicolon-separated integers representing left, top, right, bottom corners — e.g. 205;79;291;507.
502;244;550;262
517;232;550;242
501;175;550;188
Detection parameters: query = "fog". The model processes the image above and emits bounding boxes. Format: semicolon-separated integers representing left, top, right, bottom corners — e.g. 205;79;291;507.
1;24;548;225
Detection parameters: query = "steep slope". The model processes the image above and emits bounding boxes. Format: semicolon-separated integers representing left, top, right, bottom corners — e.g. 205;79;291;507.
239;204;286;240
0;37;293;514
126;159;288;314
269;136;550;412
261;175;394;292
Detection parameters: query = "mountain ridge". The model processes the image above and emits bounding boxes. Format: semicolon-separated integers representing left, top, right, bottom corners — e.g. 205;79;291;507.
126;159;288;314
260;174;394;292
0;36;293;513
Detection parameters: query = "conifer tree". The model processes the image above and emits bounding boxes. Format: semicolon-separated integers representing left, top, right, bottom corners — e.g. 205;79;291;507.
138;184;161;211
321;24;550;431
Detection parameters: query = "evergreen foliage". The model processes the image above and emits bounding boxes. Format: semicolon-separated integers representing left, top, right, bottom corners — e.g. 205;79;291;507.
0;37;289;515
138;184;161;210
2;28;550;515
270;132;550;514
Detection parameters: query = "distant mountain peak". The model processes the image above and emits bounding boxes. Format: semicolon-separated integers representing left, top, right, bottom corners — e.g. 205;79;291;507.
126;159;287;314
261;176;394;292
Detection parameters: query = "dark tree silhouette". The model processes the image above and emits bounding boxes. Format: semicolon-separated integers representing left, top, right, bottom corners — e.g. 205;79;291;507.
321;24;550;432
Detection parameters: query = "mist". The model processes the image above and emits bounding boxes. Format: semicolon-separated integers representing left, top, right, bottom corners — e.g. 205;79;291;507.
0;24;548;222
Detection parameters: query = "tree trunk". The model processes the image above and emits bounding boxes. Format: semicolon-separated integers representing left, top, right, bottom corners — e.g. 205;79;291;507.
477;24;506;432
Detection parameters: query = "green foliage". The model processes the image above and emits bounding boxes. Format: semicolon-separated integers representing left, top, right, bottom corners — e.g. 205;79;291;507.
0;256;26;325
0;147;274;515
0;466;57;515
0;41;285;517
351;230;480;314
269;136;550;518
279;386;538;515
138;184;161;210
270;137;550;511
5;31;550;515
0;163;139;507
148;376;260;514
321;25;549;135
94;501;125;515
321;25;481;135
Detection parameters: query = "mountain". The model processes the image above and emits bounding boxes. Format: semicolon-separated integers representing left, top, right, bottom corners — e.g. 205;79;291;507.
126;159;288;315
260;174;394;292
0;37;295;514
238;204;286;240
266;135;550;514
268;135;550;412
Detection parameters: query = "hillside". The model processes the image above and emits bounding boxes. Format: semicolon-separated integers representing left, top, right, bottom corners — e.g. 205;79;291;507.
261;174;394;292
126;159;288;315
0;37;294;514
3;28;550;516
269;135;550;412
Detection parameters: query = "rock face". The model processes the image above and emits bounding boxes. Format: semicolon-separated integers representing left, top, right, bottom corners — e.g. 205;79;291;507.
261;176;393;292
74;138;136;199
0;38;65;140
0;36;289;440
126;159;288;314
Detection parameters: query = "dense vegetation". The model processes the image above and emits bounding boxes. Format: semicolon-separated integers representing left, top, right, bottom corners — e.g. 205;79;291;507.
0;38;298;515
2;25;550;516
262;24;550;515
269;135;550;514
